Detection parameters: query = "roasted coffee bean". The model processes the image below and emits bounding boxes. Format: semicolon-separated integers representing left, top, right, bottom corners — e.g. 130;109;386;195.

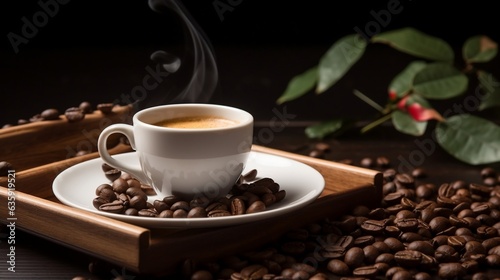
372;241;391;255
482;237;500;251
126;187;148;201
384;192;404;206
158;209;174;218
95;183;113;196
173;209;188;218
207;209;231;217
429;216;452;234
486;254;500;267
362;245;379;264
407;241;435;256
438;262;467;279
206;202;228;212
376;156;390;167
395;173;414;187
352;265;378;278
413;272;432;280
321;245;346;259
383;182;397;196
447;235;467;251
0;161;13;176
79;101;93;114
274;190;286;202
190;270;212;280
360;157;374;168
65;107;85;122
240;169;257;183
104;168;121;181
129;195;147;210
394;250;422;267
395;218;419;232
400;232;424;243
153;200;169;213
470;183;492;197
246;201;266;214
472;272;489;280
137;208;157;217
435;245;460;263
97;103;114;114
171;201;190;212
462;259;480;273
412;168;426;178
375;253;395;265
163;195;181;206
40;108;59;120
327;259;350;275
92;197;108;209
354;235;375;247
361;220;386;234
383;169;397;182
391;269;413;280
97;187;116;202
333;235;354;249
261;193;276;207
124;208;138;216
99;201;125;214
140;184;156;196
383;237;405;253
112;178;129;193
438;183;456;198
290;263;316;275
126;178;141;189
344;247;364;268
187;207;207;218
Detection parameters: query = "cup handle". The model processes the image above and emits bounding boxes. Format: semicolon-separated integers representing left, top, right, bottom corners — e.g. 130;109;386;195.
97;124;149;184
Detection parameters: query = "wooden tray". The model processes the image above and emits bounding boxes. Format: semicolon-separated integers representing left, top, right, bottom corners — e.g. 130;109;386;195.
0;143;382;276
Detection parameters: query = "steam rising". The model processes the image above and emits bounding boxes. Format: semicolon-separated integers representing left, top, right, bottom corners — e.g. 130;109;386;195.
148;0;218;104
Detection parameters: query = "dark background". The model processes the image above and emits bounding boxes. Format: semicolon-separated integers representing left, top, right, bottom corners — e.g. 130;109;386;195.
1;0;499;125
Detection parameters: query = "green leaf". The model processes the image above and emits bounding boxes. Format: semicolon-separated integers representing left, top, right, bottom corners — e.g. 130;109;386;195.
372;27;454;62
316;34;367;93
463;35;498;63
478;71;500;110
436;114;500;165
392;110;427;136
305;119;344;139
388;61;427;98
277;67;317;104
412;63;468;99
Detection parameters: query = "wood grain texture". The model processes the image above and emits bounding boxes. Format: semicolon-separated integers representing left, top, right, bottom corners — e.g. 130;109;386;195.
0;104;133;171
0;144;382;275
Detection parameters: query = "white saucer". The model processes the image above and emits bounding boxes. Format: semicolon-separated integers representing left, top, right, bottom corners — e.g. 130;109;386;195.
52;151;325;229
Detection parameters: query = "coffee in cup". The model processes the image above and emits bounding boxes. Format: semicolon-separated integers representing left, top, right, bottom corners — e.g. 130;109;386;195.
97;103;254;200
154;116;238;129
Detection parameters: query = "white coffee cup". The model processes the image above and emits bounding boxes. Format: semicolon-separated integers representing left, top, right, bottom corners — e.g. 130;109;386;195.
97;103;254;200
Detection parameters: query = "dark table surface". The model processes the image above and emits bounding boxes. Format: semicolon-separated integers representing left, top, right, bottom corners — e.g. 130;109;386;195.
1;121;500;279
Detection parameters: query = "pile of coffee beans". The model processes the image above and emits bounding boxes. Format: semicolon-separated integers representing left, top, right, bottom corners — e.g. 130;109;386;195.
176;156;500;279
1;101;116;128
92;165;287;218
